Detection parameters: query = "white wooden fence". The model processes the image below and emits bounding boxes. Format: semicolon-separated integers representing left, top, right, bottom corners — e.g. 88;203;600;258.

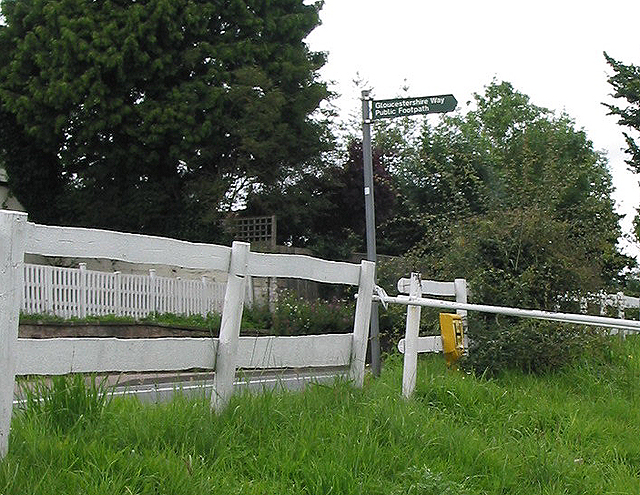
385;272;640;399
22;263;227;318
0;210;375;458
579;291;640;321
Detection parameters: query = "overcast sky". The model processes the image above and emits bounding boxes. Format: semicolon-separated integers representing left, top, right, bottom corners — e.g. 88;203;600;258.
305;0;640;260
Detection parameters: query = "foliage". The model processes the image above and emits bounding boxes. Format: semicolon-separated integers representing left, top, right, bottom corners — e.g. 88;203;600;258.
0;0;329;241
4;340;640;494
272;290;354;335
244;140;397;259
241;303;272;331
604;52;640;175
20;311;222;331
462;319;611;376
604;52;640;244
19;293;355;335
407;82;631;307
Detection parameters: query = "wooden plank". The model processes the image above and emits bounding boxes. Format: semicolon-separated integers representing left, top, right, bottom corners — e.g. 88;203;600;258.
15;334;352;375
212;241;248;412
247;252;360;285
397;335;443;354
16;338;218;374
397;278;456;296
238;334;352;368
402;273;422;399
379;295;640;331
348;261;375;386
25;223;231;271
0;211;27;457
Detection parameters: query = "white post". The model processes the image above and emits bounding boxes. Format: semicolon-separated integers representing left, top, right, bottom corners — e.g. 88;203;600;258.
579;297;588;314
79;263;87;318
268;277;278;313
616;292;626;336
402;272;422;399
45;265;53;314
149;269;157;315
349;260;375;387
0;211;27;458
201;276;207;316
454;278;469;348
212;241;249;412
114;271;121;316
616;292;625;319
454;278;468;328
176;277;182;315
245;276;254;307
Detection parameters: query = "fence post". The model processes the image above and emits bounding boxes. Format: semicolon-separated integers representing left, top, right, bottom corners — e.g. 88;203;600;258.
201;276;207;316
79;263;87;318
402;272;422;399
114;271;121;316
176;277;182;315
44;265;53;314
349;260;375;387
616;291;626;336
0;211;27;458
149;269;157;315
212;241;249;412
454;278;468;327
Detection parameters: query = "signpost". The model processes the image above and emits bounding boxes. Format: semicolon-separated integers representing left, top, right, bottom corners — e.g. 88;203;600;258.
371;94;457;120
362;90;457;377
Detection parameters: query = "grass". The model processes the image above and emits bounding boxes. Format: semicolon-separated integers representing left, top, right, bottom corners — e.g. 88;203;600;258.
2;337;640;494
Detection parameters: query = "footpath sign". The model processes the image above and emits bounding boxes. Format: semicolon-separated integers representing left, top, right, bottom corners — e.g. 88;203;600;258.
361;89;457;377
371;94;457;120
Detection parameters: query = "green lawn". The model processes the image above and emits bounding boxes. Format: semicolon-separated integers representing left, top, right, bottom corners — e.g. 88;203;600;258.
2;336;640;494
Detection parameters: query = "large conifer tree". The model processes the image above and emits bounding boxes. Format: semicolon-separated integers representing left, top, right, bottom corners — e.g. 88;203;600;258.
0;0;329;240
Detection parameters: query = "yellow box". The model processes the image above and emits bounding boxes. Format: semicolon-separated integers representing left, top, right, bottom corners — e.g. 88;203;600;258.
439;313;465;365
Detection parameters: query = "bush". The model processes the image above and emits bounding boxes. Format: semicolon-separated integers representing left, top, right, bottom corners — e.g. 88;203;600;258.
241;303;273;331
272;290;354;335
462;318;611;376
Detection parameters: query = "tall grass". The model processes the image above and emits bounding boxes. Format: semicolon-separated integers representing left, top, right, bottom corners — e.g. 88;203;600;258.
2;336;640;494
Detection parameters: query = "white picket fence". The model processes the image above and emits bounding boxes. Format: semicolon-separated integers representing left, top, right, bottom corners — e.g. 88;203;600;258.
22;263;226;318
579;291;640;321
0;210;375;458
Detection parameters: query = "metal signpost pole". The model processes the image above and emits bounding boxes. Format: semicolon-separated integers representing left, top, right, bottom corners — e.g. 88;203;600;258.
361;91;457;378
361;89;381;377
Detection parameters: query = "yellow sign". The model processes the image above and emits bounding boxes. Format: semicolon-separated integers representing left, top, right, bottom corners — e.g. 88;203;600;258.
439;313;465;366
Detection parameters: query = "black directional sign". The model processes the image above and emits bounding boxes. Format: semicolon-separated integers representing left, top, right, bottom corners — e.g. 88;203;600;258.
371;94;457;120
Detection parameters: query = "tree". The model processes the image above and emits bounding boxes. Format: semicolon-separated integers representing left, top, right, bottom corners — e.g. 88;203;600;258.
0;0;329;240
404;81;631;309
605;52;640;174
604;52;640;243
244;140;398;259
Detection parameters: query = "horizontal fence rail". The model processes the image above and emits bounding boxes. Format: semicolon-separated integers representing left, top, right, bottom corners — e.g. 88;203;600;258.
22;264;226;318
16;334;353;375
24;222;232;271
375;295;640;332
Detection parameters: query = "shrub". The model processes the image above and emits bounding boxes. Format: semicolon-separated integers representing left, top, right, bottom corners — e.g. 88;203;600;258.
462;318;611;376
272;290;354;335
242;303;273;331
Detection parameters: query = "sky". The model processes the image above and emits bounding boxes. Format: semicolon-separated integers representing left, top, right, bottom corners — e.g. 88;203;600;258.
304;0;640;261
